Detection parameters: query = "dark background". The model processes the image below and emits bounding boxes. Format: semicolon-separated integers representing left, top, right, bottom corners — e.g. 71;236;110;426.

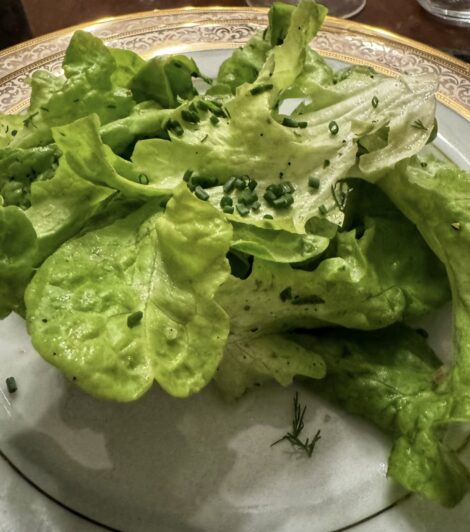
1;0;469;60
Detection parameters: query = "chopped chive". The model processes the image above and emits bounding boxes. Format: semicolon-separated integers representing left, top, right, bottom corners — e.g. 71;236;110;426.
451;222;461;231
238;189;258;206
372;96;379;108
223;176;236;194
166;119;184;136
197;100;210;112
183;169;193;182
264;190;277;203
282;117;308;128
234;177;246;190
329;121;339;135
223;205;234;214
190;175;218;188
127;311;143;328
250;83;274;96
251;201;261;211
263;214;274;219
308;176;320;189
323;160;330;168
138;173;149;185
181;110;200;124
281;182;295;194
194;186;209;201
248;178;257;191
6;377;17;394
11;130;17;137
220;195;233;208
188;102;198;113
266;183;284;197
210;115;220;126
319;204;328;215
236;203;250;217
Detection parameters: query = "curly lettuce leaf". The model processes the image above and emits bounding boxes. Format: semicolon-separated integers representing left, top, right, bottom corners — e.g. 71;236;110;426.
10;31;135;149
230;220;329;263
131;8;436;234
215;334;326;400
217;182;449;336
294;325;470;507
25;185;232;401
380;156;470;419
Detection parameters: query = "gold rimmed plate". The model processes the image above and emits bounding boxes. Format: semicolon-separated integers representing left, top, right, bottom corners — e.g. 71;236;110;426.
0;8;469;532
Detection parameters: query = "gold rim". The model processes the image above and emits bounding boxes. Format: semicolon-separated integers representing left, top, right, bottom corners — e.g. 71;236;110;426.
0;6;468;73
0;6;468;120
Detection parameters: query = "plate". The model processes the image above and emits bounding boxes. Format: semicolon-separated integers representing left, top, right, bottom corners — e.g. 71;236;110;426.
0;7;470;532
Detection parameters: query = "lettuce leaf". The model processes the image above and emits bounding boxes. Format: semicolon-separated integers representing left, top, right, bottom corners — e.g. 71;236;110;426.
25;185;232;401
215;333;326;400
294;325;470;507
217;182;449;336
380;156;470;418
10;31;135;149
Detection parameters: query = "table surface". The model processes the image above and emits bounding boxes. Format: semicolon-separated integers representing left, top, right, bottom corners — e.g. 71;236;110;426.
0;0;469;57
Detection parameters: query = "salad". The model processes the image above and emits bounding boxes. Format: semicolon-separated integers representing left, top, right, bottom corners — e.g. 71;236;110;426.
1;0;469;509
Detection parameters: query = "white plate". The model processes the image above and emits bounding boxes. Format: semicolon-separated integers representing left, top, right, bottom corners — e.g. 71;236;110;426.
0;8;469;532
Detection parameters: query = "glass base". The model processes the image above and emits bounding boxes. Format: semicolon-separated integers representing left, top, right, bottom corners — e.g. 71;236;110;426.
245;0;367;19
416;0;470;26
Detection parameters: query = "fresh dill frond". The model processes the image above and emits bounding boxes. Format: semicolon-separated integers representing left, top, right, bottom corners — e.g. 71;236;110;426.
271;392;321;457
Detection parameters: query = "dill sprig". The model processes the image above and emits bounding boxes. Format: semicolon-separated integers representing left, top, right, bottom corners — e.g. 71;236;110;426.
271;392;321;457
411;119;428;131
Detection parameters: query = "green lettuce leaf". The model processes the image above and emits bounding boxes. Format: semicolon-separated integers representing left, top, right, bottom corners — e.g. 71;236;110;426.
230;220;329;263
109;47;146;88
10;31;135;149
25;184;232;401
131;2;435;233
380;156;470;418
294;325;470;506
217;182;449;336
215;333;326;400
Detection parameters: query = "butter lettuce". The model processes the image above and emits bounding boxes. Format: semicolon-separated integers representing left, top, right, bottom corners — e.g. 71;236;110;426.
218;182;449;336
294;325;470;506
25;185;232;400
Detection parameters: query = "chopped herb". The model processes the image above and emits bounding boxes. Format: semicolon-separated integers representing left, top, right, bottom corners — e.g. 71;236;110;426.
411;119;428;131
220;195;233;208
236;203;250;217
201;134;209;143
106;104;117;109
6;377;17;394
40;106;49;112
263;214;274;219
197;100;210;112
223;176;237;194
282;117;308;128
127;311;143;328
319;204;328;215
190;175;218;188
271;392;321;458
329;121;339;135
183;169;193;182
181;110;200;124
238;189;258;206
308;176;320;190
292;294;325;305
372;96;379;108
323;160;330;168
250;83;274;96
194;186;209;201
251;201;261;211
234;177;246;190
210;115;220;126
451;222;462;231
248;179;257;191
166;119;184;137
138;174;149;185
223;205;234;214
11;130;17;137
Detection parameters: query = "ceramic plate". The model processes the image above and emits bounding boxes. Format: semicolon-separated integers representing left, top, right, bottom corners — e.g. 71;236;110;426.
0;8;469;532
